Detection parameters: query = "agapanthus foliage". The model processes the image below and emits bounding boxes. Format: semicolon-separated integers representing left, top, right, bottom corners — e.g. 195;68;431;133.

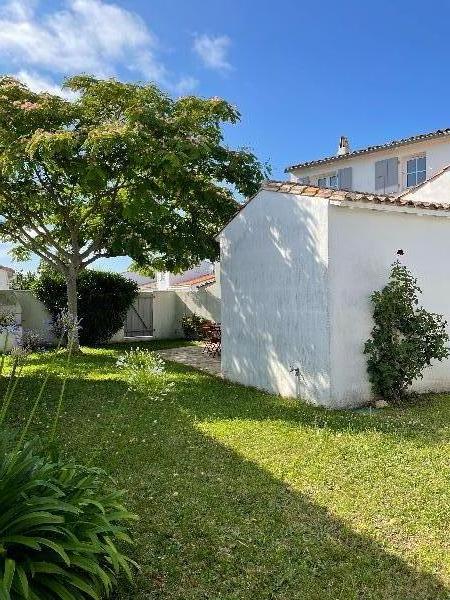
116;347;173;397
0;437;137;599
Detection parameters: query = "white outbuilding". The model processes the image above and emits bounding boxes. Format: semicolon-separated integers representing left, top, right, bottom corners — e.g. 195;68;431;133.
218;167;450;408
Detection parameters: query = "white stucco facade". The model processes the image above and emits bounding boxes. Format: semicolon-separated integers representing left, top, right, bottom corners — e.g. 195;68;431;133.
329;203;450;406
220;189;331;404
289;135;450;195
220;177;450;408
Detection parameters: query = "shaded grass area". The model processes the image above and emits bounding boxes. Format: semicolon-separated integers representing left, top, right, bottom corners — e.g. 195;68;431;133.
3;341;450;599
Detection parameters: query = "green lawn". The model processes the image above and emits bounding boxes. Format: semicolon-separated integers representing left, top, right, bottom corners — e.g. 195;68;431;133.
3;342;450;599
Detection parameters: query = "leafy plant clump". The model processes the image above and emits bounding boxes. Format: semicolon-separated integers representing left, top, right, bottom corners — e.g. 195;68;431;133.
33;269;138;346
364;261;450;401
116;348;174;397
180;314;209;340
0;438;137;599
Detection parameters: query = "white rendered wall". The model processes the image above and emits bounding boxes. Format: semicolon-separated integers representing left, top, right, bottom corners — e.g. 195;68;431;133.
400;166;450;204
220;190;331;403
0;269;10;290
329;204;450;406
290;137;450;194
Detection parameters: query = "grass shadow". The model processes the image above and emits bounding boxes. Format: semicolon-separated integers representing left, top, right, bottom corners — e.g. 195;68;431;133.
1;348;448;599
155;360;449;446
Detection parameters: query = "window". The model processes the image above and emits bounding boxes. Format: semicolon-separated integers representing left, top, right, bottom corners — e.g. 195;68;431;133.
317;173;338;188
406;156;426;187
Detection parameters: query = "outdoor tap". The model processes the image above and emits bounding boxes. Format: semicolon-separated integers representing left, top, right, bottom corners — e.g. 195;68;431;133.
289;364;301;378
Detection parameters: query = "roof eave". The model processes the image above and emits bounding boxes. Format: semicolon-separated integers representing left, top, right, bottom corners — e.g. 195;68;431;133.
285;128;450;173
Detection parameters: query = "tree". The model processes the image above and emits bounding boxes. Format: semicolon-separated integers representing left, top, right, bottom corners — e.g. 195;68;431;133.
364;261;449;401
0;75;267;350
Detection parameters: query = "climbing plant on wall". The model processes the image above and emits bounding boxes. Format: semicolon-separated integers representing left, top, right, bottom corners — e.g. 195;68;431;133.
364;260;449;401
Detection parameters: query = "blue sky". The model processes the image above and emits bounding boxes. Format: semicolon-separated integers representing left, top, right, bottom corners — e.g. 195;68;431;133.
0;0;449;272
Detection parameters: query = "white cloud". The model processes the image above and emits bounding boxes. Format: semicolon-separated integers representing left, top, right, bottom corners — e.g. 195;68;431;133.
173;76;199;96
0;0;195;93
14;69;77;100
193;34;232;71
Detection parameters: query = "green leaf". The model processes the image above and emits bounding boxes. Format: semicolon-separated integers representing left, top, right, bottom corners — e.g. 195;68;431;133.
39;577;78;600
63;573;100;600
0;582;10;600
15;565;29;599
3;559;15;592
0;536;42;551
35;538;70;566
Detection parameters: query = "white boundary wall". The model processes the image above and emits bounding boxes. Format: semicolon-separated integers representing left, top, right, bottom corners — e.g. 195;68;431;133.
151;283;221;339
0;286;221;346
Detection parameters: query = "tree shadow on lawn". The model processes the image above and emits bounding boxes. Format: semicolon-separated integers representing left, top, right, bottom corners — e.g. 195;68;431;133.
109;395;448;600
3;359;449;599
163;362;450;446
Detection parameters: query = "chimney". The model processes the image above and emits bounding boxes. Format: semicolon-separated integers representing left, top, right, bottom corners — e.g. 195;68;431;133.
337;136;350;156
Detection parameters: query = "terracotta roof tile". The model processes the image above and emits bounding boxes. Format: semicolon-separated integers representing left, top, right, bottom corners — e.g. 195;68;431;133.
173;274;215;287
216;178;450;239
259;180;450;211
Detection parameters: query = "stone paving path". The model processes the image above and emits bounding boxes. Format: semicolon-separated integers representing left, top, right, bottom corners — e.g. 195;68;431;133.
158;345;221;377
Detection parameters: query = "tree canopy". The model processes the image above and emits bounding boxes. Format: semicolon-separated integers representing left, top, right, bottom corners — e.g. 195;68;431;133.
0;75;268;348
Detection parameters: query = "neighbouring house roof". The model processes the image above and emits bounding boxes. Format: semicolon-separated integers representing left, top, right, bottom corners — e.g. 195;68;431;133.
173;274;215;288
285;127;450;172
122;271;155;286
0;265;15;275
216;178;450;238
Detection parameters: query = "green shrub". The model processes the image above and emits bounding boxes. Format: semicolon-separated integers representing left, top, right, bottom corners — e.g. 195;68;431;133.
116;347;174;397
10;270;37;291
180;314;209;340
0;437;137;599
33;270;138;346
364;261;450;401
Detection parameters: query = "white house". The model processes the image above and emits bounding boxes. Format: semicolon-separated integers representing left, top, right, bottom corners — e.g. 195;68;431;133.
123;260;215;291
219;164;450;409
0;265;15;289
287;127;450;195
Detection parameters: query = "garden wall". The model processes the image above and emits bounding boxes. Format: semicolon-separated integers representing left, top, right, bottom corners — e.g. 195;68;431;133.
13;290;55;343
0;291;22;350
0;284;221;346
151;282;221;339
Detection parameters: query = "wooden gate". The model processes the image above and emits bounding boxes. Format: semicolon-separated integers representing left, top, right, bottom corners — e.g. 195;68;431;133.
125;293;153;337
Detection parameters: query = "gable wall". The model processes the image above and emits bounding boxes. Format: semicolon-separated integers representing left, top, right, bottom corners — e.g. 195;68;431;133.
220;190;331;404
329;204;450;406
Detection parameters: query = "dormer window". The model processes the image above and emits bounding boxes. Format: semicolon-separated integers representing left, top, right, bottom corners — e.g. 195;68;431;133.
406;156;426;187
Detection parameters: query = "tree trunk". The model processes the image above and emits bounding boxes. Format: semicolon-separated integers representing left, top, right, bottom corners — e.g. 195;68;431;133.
66;267;80;352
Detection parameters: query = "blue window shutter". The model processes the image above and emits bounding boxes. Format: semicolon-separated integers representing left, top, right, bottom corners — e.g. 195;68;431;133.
338;167;352;190
386;157;398;187
375;160;387;191
299;176;310;185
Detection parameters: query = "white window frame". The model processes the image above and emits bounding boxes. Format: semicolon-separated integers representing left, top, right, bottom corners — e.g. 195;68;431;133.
317;172;338;188
405;154;426;188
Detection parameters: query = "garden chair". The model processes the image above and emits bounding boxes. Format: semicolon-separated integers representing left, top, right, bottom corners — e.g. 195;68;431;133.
201;322;221;357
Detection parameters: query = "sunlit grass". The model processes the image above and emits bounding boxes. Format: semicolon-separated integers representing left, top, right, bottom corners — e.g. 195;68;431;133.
2;342;449;599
